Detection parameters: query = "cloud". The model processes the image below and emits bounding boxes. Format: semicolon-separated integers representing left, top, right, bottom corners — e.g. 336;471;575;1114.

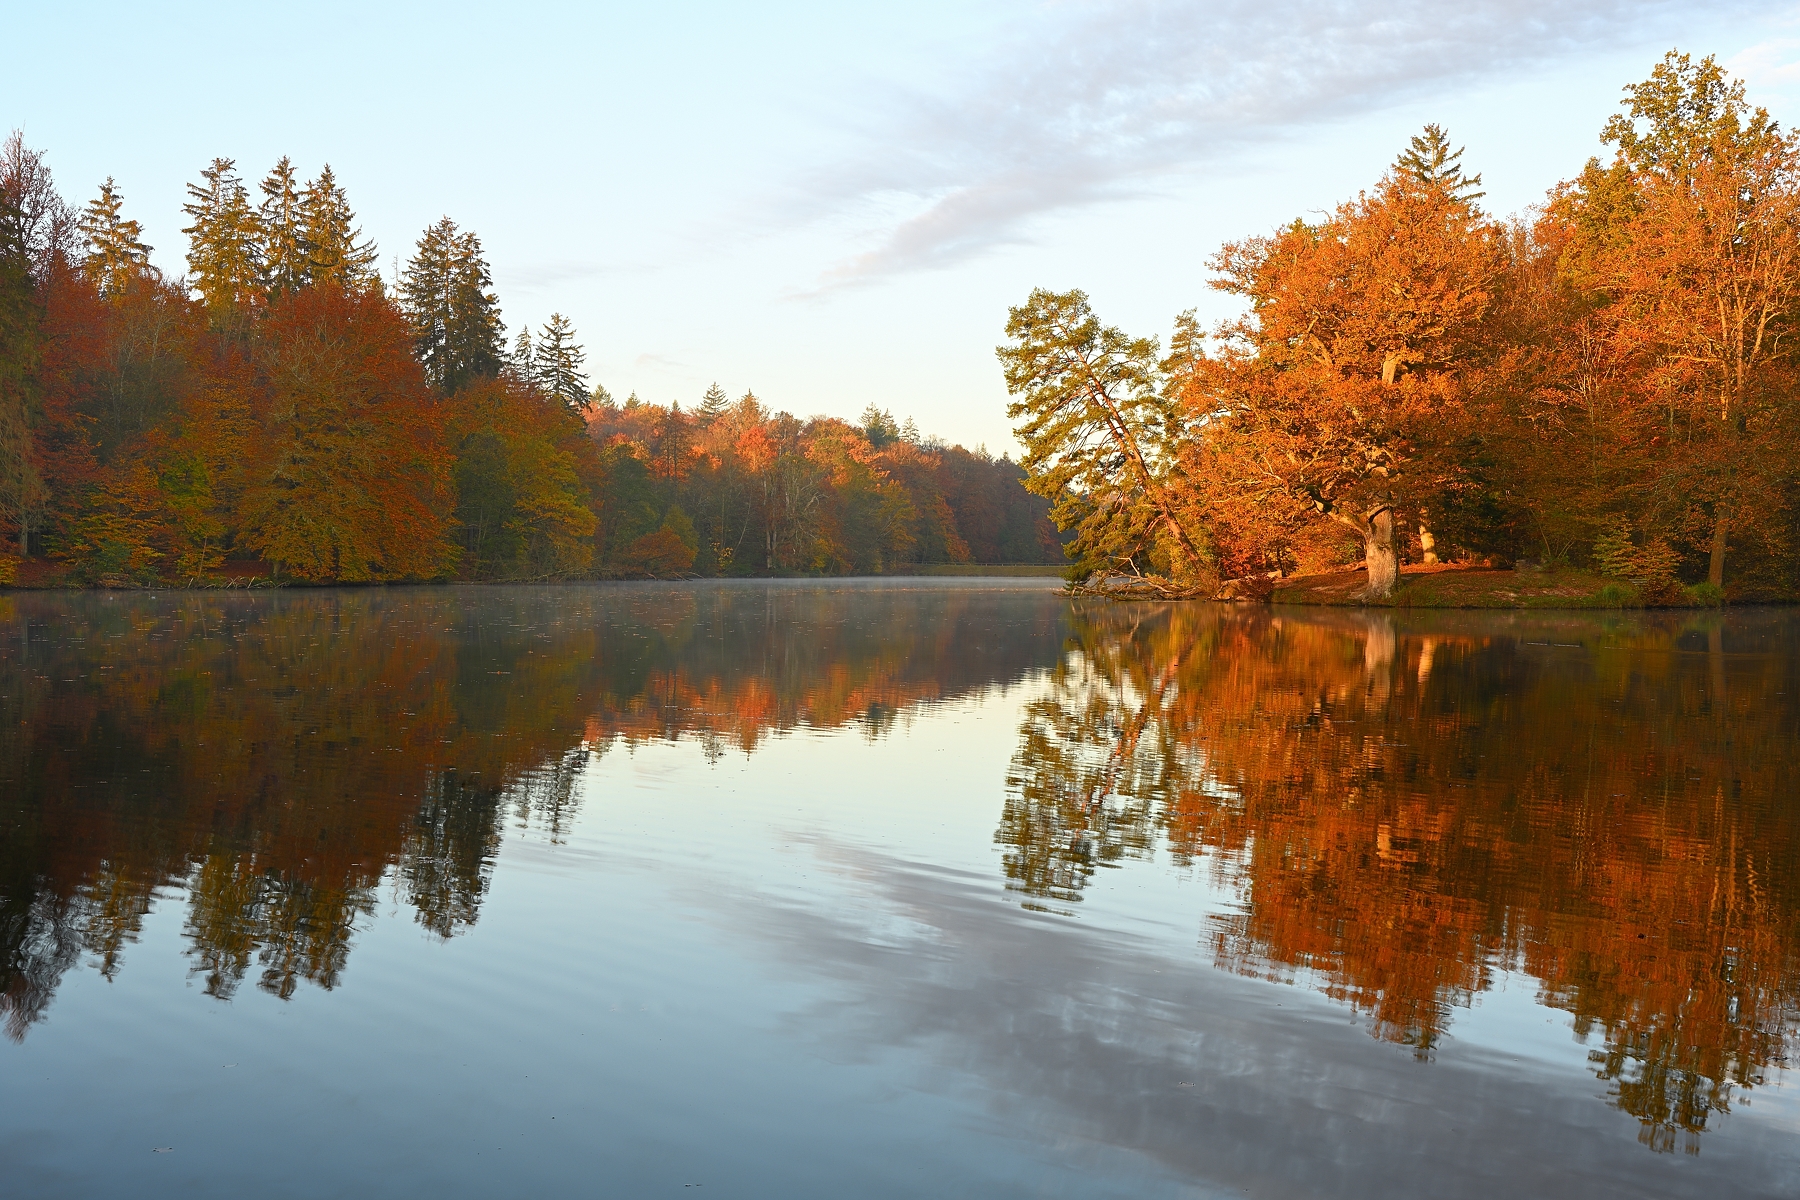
806;0;1770;287
696;837;1800;1197
1730;36;1800;96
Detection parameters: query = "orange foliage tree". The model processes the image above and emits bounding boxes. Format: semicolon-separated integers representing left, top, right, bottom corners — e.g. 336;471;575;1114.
237;285;455;581
1188;128;1505;597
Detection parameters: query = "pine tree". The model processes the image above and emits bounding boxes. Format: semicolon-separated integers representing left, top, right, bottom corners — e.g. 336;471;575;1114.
1396;124;1484;202
301;165;378;290
259;157;307;299
400;217;505;394
1000;288;1205;587
698;382;730;424
182;158;263;327
534;313;588;411
78;178;152;297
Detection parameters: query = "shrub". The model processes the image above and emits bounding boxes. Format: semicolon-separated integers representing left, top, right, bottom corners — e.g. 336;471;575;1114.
1595;581;1639;607
1592;518;1681;600
1681;581;1725;607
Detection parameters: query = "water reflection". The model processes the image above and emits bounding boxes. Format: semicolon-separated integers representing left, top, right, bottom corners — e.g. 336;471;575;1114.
5;583;1796;1166
999;602;1800;1153
0;582;1064;1038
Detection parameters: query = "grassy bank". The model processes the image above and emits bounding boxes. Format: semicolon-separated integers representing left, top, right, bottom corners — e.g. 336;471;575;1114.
1268;563;1726;609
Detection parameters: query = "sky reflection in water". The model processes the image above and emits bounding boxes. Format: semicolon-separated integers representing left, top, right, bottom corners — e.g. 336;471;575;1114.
1;581;1796;1198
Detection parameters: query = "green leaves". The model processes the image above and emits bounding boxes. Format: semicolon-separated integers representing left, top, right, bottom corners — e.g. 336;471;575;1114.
999;288;1208;588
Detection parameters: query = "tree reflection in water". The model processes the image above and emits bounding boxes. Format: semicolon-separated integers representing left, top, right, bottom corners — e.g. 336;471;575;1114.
5;585;1794;1158
0;584;1064;1038
999;601;1800;1154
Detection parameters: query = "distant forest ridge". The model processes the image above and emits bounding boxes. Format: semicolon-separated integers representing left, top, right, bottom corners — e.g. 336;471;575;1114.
0;143;1062;586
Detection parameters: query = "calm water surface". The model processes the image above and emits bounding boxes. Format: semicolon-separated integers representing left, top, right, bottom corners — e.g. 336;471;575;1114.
1;580;1797;1198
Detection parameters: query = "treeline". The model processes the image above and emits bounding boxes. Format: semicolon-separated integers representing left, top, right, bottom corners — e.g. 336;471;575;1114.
0;145;1059;585
1005;52;1800;601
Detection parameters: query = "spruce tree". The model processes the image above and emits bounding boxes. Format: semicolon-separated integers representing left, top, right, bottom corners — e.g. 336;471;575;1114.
859;404;899;447
182;158;263;327
78;178;152;297
300;165;378;290
400;217;505;394
259;157;307;299
1396;125;1484;202
698;382;729;424
510;327;536;386
534;313;589;411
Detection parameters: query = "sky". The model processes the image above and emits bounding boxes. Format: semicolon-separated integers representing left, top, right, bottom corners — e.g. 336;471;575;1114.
9;1;1799;454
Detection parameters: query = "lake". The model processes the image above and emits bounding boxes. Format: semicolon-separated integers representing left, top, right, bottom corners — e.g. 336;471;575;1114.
1;580;1796;1198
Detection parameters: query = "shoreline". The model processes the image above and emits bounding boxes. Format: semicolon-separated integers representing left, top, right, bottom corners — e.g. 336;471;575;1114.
1263;563;1744;609
0;563;1782;607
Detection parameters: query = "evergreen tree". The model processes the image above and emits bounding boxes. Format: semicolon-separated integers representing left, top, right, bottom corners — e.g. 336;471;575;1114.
259;157;307;299
534;313;588;411
698;382;730;424
1000;288;1205;587
900;416;920;444
859;404;899;447
300;165;378;290
78;178;152;297
510;327;536;385
400;217;505;394
182;158;263;327
1396;124;1484;202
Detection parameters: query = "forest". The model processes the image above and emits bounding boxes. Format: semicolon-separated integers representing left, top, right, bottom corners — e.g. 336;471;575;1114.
0;145;1060;586
1003;52;1800;603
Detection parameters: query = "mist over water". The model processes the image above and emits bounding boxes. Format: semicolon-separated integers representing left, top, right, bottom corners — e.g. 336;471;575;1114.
1;582;1796;1197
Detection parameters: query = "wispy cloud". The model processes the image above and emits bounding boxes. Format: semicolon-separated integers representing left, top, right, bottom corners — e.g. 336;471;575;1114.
805;0;1768;288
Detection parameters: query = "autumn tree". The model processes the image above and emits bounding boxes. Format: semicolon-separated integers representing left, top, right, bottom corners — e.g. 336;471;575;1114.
0;182;45;557
1194;128;1505;596
446;377;598;578
238;284;456;580
1000;288;1208;591
1556;52;1800;591
0;133;74;560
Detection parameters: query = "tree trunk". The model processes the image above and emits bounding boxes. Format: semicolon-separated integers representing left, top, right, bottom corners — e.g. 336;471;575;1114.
1708;512;1727;590
1363;507;1399;599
